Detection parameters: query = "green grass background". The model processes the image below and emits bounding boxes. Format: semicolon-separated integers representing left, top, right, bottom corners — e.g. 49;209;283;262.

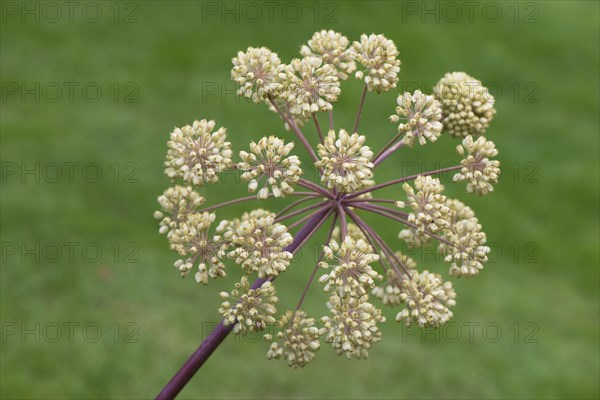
1;1;598;398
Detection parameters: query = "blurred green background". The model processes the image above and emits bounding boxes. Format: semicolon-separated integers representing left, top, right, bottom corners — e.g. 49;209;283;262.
1;1;598;399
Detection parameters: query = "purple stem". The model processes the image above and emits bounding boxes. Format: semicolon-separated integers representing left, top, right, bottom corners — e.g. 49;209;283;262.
156;207;332;400
346;165;463;199
297;178;333;198
276;196;320;218
294;213;338;311
345;197;397;204
350;202;409;218
344;207;410;276
268;96;319;164
275;201;329;223
201;192;318;213
313;113;324;144
374;138;405;166
288;203;332;230
337;203;348;240
373;132;404;165
353;84;368;133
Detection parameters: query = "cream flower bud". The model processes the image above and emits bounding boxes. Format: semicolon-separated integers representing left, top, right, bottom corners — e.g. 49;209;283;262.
316;129;374;193
349;33;400;93
231;47;285;103
319;236;381;297
266;310;323;368
164;119;233;186
226;209;293;278
238;136;302;199
322;293;385;359
398;228;432;249
439;199;490;277
168;212;228;283
155;185;205;236
434;72;496;137
396;270;456;327
300;30;356;80
391;90;443;147
219;276;278;335
282;56;341;118
453;135;501;195
403;175;450;234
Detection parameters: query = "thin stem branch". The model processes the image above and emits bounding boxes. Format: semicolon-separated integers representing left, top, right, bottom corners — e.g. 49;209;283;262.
290;208;334;253
345;212;388;273
344;197;397;205
294;213;338;311
351;203;453;246
288;204;332;230
201;192;319;213
312;113;324;144
268;96;318;164
346;165;463;199
374;138;405;166
373;132;404;164
328;110;334;131
276;196;321;218
344;207;410;276
275;201;329;223
350;202;409;218
297;178;334;198
337;203;348;240
156;207;332;400
353;84;368;133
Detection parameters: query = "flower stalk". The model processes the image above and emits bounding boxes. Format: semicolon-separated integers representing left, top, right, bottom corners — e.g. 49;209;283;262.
153;29;501;397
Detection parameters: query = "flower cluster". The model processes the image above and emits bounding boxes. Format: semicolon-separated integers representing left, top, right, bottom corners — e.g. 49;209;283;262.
396;270;456;327
168;212;228;283
265;310;322;368
439;199;490;277
434;72;496;138
155;186;230;283
350;33;400;93
283;57;341;117
390;90;443;147
231;47;285;102
321;293;385;359
402;175;450;234
164;119;233;186
154;30;503;373
319;236;381;297
454;135;501;195
219;276;278;335
300;30;356;80
316;129;374;192
238;136;302;199
154;185;205;235
226;209;293;278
